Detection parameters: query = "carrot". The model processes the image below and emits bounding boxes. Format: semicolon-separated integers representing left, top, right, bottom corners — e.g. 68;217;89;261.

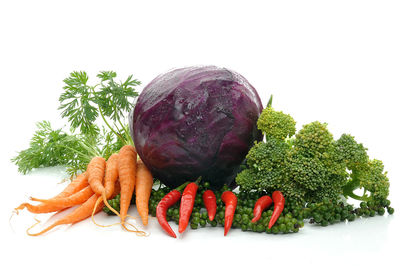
27;182;122;236
104;154;119;199
59;172;89;196
30;185;94;209
135;160;153;226
15;202;67;214
50;172;89;199
91;154;121;225
27;194;103;236
87;156;106;195
14;172;88;214
118;145;137;230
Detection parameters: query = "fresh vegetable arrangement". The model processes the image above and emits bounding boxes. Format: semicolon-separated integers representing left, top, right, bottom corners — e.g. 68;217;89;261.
12;66;394;238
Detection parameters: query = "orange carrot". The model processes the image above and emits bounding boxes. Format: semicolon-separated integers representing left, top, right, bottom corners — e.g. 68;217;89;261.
27;194;103;236
104;154;119;199
51;172;89;199
27;183;121;236
135;160;153;226
15;172;88;214
15;202;66;214
30;185;94;209
118;145;137;229
87;156;106;195
91;154;121;224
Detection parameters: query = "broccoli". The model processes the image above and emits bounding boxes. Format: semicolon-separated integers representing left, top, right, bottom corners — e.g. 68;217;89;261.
236;106;392;208
236;139;290;192
257;107;296;140
293;121;334;157
337;134;390;205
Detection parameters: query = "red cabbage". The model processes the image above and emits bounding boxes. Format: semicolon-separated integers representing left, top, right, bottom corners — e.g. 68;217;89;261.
130;66;263;188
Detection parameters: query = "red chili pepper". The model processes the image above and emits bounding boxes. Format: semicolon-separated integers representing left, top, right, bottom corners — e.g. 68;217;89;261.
178;180;200;234
268;191;285;229
156;182;188;238
202;190;217;221
221;190;237;236
251;195;273;223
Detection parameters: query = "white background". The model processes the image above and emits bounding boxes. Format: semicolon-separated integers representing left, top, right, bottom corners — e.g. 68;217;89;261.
1;0;399;265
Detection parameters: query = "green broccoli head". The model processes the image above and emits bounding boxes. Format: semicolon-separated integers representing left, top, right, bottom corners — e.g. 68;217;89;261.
246;139;290;172
278;176;307;206
344;159;390;203
337;134;390;203
257;107;296;140
235;168;257;192
335;133;369;171
294;121;334;157
287;152;328;191
362;159;390;201
284;149;347;203
236;139;290;192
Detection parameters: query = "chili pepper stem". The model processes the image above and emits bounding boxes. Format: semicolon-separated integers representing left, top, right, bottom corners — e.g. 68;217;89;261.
176;181;190;192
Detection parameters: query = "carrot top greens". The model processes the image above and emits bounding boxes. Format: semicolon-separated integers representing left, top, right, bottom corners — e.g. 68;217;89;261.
11;71;140;177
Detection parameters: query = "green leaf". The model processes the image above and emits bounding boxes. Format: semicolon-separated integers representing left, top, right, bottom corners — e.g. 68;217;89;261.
11;121;94;175
94;71;140;123
58;71;99;136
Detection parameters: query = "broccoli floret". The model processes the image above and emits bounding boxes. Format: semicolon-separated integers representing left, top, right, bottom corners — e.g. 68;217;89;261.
257;107;296;140
287;153;328;191
237;139;290;192
335;134;369;171
286;121;348;202
235;168;258;192
336;134;390;203
246;139;290;173
360;160;390;201
294;121;334;157
278;176;307;206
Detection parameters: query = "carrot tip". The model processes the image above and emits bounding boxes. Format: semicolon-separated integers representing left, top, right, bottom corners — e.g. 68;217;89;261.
121;222;148;236
29;197;44;202
91;196;121;228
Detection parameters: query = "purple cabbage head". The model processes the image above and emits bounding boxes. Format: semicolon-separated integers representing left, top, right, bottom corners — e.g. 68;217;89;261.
130;66;263;189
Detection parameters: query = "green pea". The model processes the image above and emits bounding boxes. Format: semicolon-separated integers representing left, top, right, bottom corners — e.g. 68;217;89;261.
190;223;198;229
286;222;294;231
241;214;249;224
348;214;356;221
278;223;286;232
271;226;279;234
199;219;207;227
256;224;264;232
